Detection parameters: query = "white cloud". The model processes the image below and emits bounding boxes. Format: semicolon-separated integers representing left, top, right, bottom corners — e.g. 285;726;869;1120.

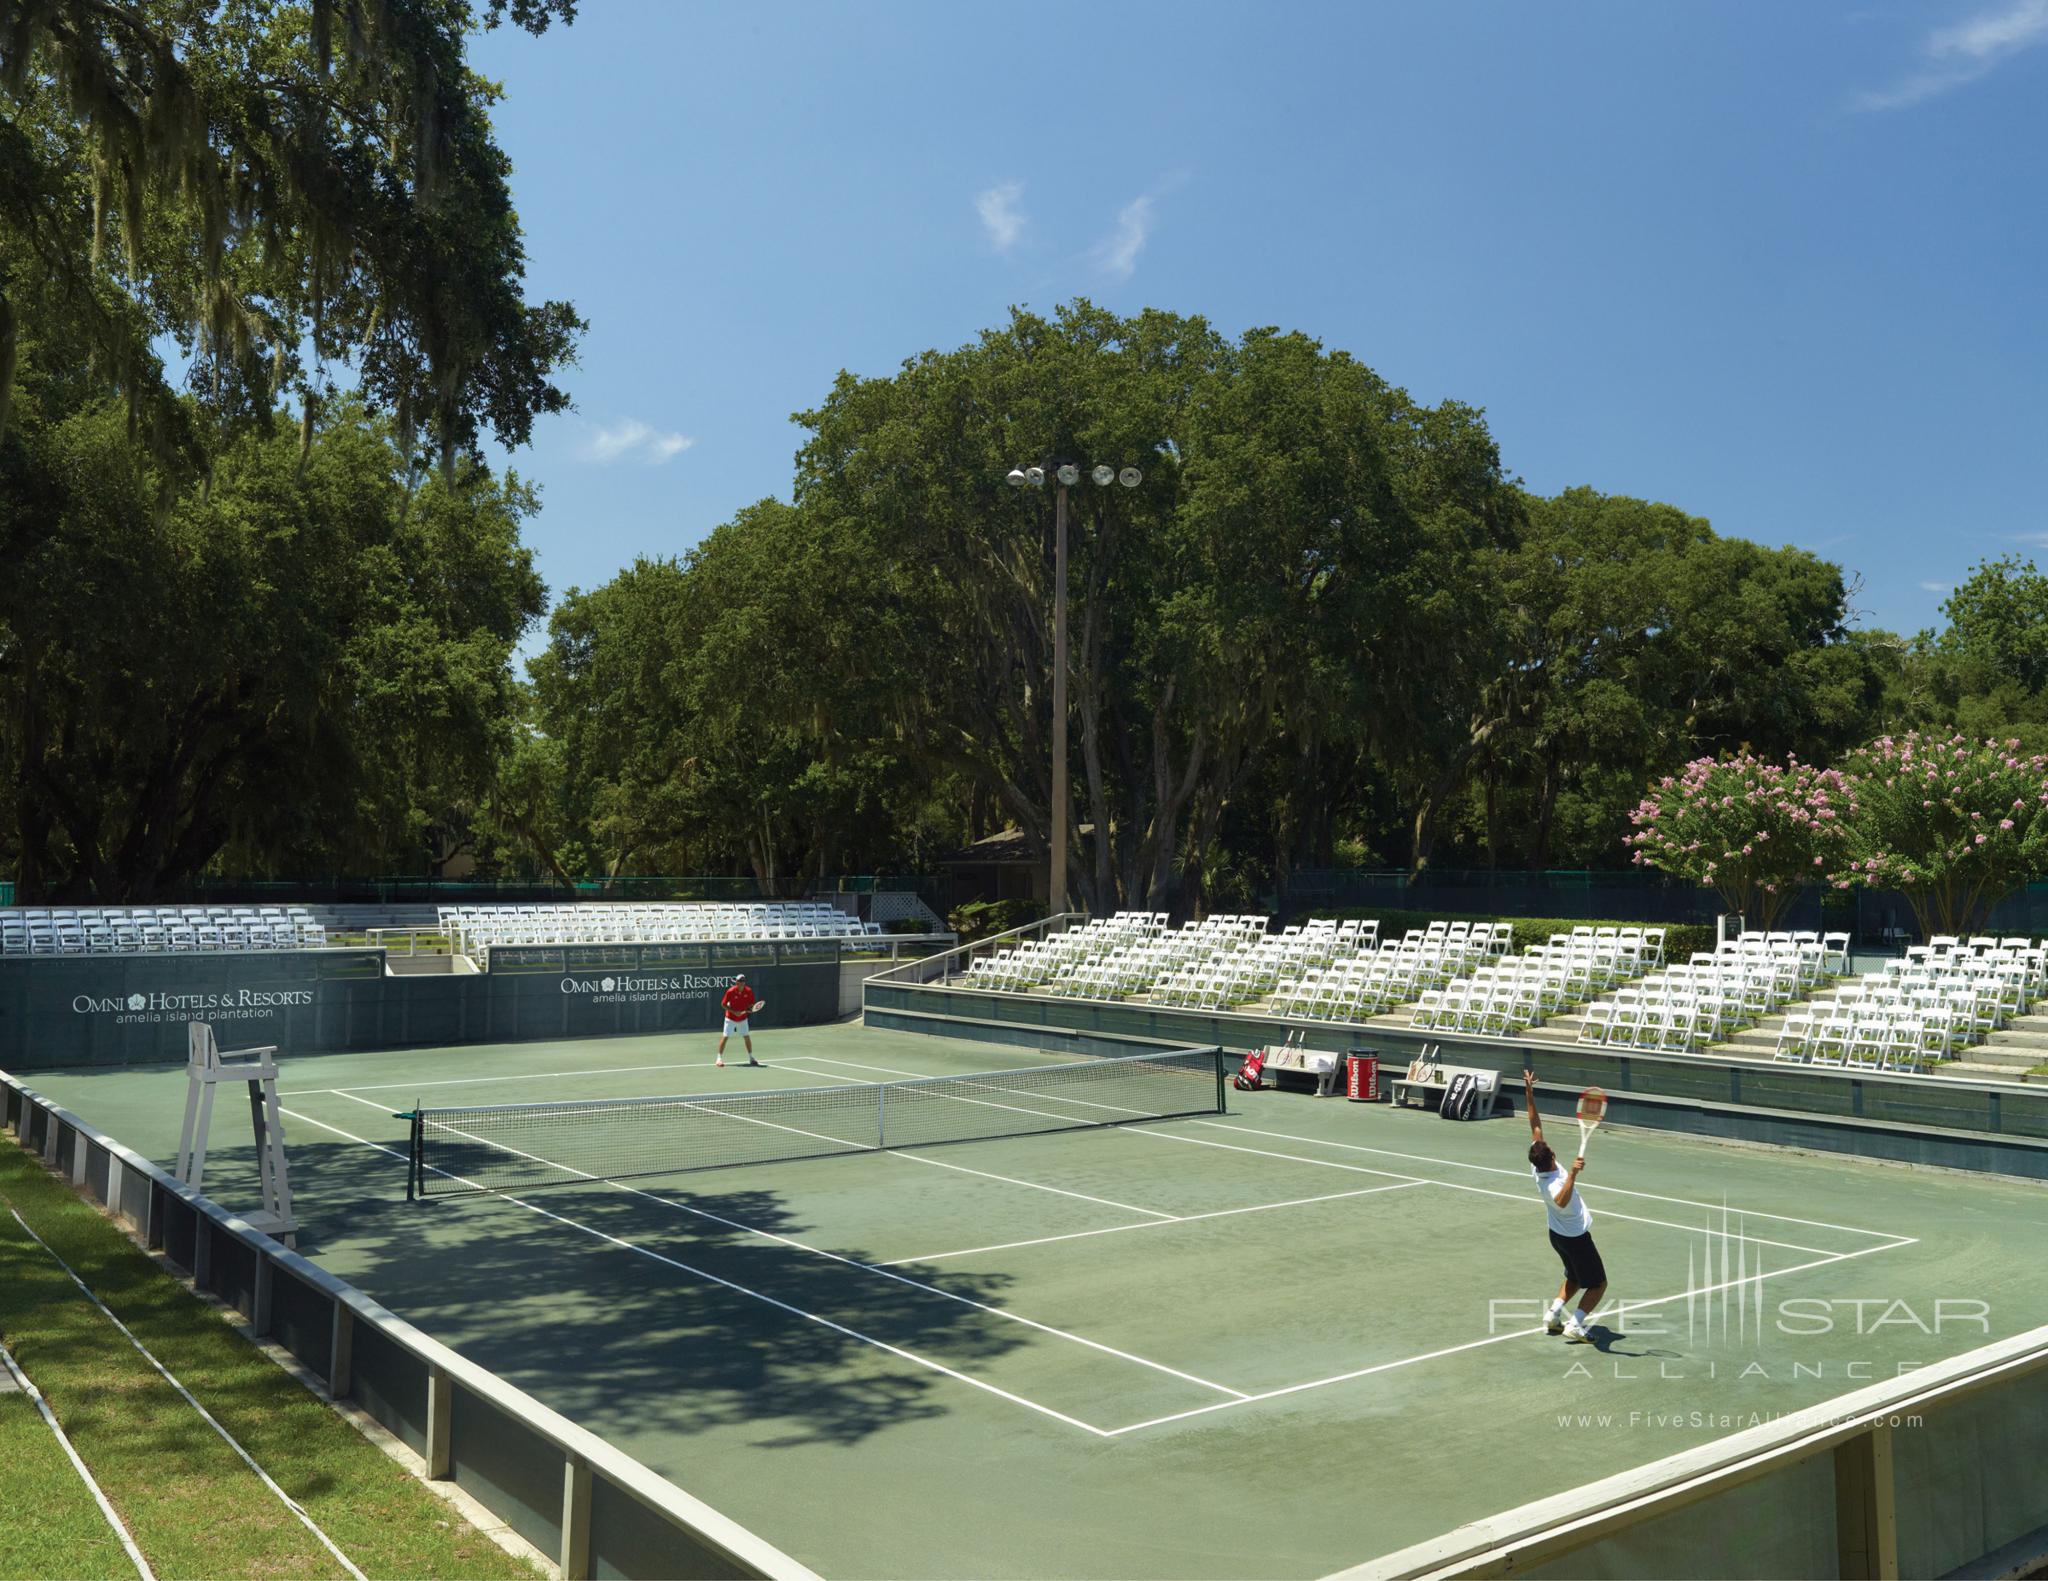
1856;0;2048;109
1094;193;1157;280
976;182;1026;252
578;418;695;466
1921;580;1953;593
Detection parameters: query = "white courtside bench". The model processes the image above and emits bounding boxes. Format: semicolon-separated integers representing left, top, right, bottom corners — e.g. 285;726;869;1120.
1390;1061;1502;1115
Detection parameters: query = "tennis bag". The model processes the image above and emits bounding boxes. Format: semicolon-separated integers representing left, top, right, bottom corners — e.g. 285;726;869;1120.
1232;1049;1267;1091
1439;1071;1482;1120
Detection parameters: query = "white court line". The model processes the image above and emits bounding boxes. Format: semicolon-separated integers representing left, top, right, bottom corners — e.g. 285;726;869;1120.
1103;1237;1917;1436
291;1060;692;1098
343;1093;1246;1402
880;1182;1428;1266
791;1053;1910;1258
880;1150;1179;1221
277;1106;1116;1437
9;1208;368;1580
413;1086;878;1165
1192;1120;1917;1243
1119;1126;1859;1259
0;1340;155;1580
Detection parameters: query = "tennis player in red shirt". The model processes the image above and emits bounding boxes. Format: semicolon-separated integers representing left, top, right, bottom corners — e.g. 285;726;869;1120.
716;974;761;1067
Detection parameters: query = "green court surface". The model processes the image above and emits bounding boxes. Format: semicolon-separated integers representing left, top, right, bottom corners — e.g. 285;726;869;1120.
21;1023;2048;1579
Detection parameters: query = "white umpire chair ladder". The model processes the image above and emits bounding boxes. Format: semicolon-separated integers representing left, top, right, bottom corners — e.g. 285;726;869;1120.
175;1023;299;1249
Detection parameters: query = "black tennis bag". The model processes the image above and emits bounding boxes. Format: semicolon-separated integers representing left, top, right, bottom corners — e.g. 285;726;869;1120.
1440;1072;1481;1120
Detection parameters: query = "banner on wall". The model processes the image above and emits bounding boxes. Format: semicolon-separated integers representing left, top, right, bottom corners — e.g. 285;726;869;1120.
0;944;847;1069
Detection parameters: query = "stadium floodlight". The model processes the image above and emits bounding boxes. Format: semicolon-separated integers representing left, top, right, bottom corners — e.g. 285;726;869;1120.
996;455;1146;918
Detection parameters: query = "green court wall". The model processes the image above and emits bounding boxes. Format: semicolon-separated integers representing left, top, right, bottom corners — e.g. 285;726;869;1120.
0;944;849;1068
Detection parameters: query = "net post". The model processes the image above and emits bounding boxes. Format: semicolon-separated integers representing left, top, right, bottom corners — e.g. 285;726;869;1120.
877;1082;887;1150
407;1110;422;1201
1212;1045;1226;1113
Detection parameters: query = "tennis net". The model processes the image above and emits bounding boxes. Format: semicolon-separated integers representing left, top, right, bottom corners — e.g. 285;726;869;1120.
405;1045;1226;1198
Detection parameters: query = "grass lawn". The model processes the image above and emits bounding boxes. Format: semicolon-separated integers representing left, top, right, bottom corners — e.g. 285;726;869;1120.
0;1369;136;1581
0;1144;540;1581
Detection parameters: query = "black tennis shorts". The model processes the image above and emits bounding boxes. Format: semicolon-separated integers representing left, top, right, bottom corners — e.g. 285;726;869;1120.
1549;1228;1607;1287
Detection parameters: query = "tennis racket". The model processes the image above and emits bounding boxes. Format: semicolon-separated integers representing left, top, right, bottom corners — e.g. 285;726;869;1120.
747;999;766;1019
1576;1086;1609;1157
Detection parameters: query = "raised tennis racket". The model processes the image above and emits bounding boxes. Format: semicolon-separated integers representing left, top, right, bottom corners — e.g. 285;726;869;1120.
1576;1086;1608;1156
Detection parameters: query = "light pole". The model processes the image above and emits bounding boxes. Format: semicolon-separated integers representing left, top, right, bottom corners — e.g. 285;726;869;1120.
1004;460;1144;916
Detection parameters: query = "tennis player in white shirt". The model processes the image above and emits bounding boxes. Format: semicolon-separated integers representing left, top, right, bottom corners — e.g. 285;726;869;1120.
1523;1067;1611;1343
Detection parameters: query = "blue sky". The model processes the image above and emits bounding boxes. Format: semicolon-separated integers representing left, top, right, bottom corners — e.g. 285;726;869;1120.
469;0;2048;645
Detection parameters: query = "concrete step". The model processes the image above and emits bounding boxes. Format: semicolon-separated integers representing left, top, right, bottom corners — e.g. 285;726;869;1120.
1955;1045;2044;1071
1936;1061;2031;1083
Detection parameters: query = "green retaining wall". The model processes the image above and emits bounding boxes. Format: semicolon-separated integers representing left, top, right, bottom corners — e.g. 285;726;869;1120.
863;981;2048;1180
1;943;856;1069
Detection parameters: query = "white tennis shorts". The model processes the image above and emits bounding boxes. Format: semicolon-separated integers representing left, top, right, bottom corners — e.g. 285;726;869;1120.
722;1017;750;1037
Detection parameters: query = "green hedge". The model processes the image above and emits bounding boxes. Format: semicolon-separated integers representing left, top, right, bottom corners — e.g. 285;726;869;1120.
1300;905;1717;961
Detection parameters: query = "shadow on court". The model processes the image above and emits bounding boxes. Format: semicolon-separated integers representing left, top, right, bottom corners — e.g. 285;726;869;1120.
196;1129;1036;1449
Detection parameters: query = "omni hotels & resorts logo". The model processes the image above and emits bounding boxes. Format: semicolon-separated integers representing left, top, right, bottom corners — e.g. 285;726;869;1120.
71;988;315;1024
559;972;739;1004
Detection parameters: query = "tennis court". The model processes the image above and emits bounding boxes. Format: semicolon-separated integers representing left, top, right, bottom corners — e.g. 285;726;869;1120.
24;1021;2048;1579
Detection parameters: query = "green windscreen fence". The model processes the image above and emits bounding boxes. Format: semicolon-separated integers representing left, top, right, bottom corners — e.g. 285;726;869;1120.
1;941;856;1068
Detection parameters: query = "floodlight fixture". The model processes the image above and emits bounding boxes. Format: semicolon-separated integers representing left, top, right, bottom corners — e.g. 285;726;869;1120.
1006;468;1029;488
1056;463;1080;486
1118;466;1142;488
1026;466;1046;487
1091;465;1115;486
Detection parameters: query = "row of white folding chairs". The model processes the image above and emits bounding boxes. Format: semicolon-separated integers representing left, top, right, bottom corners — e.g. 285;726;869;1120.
1040;947;1190;999
1840;971;2016;1015
1846;960;2030;1030
1774;1005;1954;1070
1779;995;1977;1059
1697;939;1829;989
1277;948;1475;1018
447;907;866;926
1;917;325;954
1880;952;2045;1002
1542;925;1670;968
962;920;1161;987
1410;974;1571;1036
1406;947;1649;1035
1719;930;1852;973
1519;942;1656;994
1576;994;1733;1051
1817;982;1997;1042
1411;921;1516;956
1271;967;1386;1020
1660;959;1807;1015
1039;920;1341;1005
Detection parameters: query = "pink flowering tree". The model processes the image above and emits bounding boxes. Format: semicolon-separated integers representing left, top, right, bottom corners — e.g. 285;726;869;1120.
1831;731;2048;938
1627;753;1853;930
